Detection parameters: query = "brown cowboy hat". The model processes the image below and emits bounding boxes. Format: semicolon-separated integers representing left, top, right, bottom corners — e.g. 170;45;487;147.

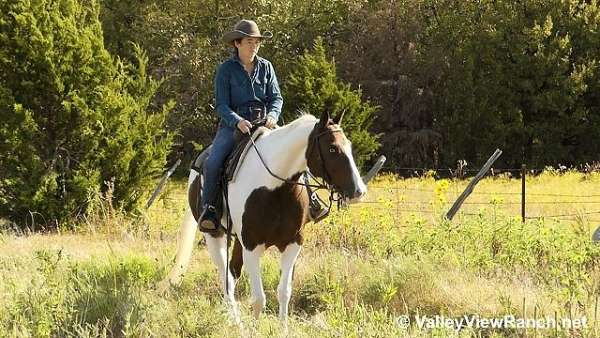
223;19;273;45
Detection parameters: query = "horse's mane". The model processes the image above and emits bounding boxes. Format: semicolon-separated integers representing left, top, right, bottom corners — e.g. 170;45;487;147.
281;112;317;130
261;112;317;142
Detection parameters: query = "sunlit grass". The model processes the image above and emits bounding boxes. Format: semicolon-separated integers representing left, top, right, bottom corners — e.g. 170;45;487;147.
1;170;599;337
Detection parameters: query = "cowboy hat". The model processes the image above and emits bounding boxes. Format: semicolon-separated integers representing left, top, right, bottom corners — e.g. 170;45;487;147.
223;19;273;45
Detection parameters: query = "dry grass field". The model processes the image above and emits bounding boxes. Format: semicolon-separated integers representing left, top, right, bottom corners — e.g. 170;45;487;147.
1;170;599;337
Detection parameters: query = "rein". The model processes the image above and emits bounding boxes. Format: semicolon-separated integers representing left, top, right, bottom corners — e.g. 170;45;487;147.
222;120;344;296
246;121;346;208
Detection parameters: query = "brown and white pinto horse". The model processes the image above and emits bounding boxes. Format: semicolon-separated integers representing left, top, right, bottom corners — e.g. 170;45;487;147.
160;111;366;327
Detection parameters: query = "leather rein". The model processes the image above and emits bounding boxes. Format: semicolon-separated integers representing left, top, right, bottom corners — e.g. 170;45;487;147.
222;120;344;296
246;120;346;204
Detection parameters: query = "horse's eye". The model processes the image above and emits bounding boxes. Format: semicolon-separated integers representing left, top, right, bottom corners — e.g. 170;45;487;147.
329;147;336;153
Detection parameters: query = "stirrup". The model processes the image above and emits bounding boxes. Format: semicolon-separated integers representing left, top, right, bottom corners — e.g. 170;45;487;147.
309;195;329;223
198;205;220;232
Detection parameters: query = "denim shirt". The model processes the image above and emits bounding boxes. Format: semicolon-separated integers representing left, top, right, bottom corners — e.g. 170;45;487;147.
214;55;283;129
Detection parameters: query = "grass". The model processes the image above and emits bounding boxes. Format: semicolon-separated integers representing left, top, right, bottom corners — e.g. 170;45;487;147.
1;170;600;337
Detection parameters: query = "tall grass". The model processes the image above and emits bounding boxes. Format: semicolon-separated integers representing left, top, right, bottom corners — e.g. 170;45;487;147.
1;170;599;337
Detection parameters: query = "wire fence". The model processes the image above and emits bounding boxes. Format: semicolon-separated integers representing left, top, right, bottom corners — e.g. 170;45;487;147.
147;167;600;225
374;165;600;179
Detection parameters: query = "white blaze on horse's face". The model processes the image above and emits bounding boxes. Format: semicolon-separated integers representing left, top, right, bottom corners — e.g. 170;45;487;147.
330;132;367;203
307;111;368;202
341;137;368;203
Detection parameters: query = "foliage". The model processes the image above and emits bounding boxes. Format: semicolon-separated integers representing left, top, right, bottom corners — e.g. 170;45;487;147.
100;0;228;166
307;172;600;302
97;0;367;174
416;0;600;168
333;0;443;169
0;0;174;227
2;250;160;337
93;0;600;170
284;38;381;168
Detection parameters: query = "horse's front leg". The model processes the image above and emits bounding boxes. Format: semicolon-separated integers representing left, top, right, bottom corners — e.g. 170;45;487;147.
204;233;240;323
243;244;267;319
277;243;301;328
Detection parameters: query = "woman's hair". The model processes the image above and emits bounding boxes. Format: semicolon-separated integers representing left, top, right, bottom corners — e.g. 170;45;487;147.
230;38;243;57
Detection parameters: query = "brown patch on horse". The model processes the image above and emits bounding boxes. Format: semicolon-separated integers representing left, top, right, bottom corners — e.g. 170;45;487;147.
241;172;309;252
230;238;243;279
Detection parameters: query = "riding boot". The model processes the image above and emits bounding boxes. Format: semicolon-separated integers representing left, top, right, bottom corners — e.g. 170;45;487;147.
198;181;222;232
198;204;220;232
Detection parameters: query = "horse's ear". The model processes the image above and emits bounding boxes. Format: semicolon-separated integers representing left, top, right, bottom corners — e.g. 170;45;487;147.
319;110;331;129
333;110;345;126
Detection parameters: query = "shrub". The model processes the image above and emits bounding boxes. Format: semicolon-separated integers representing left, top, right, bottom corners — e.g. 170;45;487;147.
0;0;174;228
284;38;380;168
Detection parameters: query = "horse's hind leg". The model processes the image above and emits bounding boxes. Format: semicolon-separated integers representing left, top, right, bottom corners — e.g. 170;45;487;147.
277;243;302;328
204;233;240;323
230;238;243;279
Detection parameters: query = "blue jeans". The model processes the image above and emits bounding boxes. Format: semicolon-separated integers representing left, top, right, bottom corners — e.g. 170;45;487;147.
201;125;236;207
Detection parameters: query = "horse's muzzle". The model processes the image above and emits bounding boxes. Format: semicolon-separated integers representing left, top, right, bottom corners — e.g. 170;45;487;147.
346;186;367;204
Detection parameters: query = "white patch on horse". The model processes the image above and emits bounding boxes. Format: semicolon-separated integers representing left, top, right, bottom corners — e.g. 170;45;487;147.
242;244;267;318
227;115;317;239
278;243;301;328
342;139;367;202
160;113;369;326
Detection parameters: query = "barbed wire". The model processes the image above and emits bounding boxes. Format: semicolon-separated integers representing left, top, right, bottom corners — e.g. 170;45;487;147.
356;200;600;205
152;168;600;224
374;165;600;173
365;185;600;198
157;195;600;206
377;166;548;172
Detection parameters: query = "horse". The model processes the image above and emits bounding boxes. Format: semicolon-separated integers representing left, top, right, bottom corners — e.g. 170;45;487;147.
160;110;367;327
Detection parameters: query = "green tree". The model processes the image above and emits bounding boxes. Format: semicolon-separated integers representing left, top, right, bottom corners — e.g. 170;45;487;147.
0;0;174;228
423;0;600;168
92;0;600;170
97;0;360;174
284;38;380;168
333;0;442;169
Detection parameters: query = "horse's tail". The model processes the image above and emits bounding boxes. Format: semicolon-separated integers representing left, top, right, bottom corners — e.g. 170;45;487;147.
158;171;199;290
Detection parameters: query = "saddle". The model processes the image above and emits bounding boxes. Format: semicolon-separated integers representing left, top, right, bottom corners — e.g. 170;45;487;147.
190;121;269;226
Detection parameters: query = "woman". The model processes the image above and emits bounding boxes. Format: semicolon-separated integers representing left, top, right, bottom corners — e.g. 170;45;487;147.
198;19;283;232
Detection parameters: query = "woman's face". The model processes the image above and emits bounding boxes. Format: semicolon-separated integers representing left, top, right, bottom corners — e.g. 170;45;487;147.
235;37;261;61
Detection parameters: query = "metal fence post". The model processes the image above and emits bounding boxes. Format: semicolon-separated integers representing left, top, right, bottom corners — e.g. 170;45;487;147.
521;164;526;222
446;149;503;220
146;159;182;209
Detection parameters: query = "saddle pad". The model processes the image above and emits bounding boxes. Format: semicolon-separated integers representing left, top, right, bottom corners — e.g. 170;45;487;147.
191;144;213;173
225;126;269;182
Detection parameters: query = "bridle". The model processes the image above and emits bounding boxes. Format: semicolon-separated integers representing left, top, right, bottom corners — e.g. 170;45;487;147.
247;120;346;201
223;120;345;296
306;126;343;187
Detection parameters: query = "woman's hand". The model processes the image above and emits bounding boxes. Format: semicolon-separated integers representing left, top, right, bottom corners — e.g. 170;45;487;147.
265;116;277;129
237;119;252;134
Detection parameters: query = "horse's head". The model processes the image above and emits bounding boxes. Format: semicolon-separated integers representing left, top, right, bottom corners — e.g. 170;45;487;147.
306;111;367;203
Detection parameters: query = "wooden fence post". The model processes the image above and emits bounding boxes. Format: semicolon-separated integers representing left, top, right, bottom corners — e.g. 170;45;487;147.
362;155;386;184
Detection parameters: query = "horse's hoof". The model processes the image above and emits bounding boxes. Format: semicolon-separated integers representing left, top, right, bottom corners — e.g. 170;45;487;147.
251;302;263;320
156;279;171;295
